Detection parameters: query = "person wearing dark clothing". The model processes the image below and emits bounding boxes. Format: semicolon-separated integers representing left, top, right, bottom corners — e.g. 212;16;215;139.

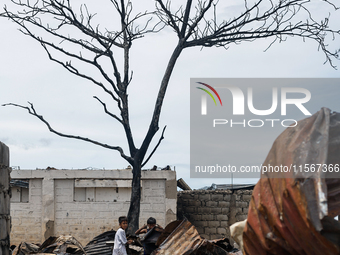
135;217;163;255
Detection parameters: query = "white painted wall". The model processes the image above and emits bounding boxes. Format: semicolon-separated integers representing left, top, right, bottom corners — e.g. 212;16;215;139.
11;179;43;244
10;169;177;246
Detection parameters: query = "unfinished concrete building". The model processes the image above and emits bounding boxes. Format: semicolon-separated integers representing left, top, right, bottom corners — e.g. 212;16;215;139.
10;168;177;246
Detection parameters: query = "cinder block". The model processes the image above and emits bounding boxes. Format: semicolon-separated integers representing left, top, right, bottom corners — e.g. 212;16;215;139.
28;226;41;235
242;195;252;201
221;208;229;214
55;225;70;235
236;215;248;221
211;208;222;214
69;225;83;232
202;207;211;214
11;233;25;243
206;201;218;207
12;225;26;234
30;187;42;196
11;217;21;225
187;200;197;206
223;195;231;202
199;194;211;201
144;196;165;203
211;194;223;202
66;218;82;225
82;219;95;225
191;214;201;221
83;211;98;219
30;195;42;204
91;203;108;211
99;211;113;218
204;227;217;234
241;202;249;208
216;214;228;221
181;193;194;200
218;201;230;207
150;204;165;212
196;207;204;214
194;200;202;207
236;208;242;214
194;220;208;227
220;221;229;227
31;179;43;188
56;195;72;203
208;221;220;228
201;214;214;221
68;210;83;218
240;190;252;195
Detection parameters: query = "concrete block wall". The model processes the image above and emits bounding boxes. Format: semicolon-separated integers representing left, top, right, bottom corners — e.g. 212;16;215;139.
177;189;253;240
0;142;11;255
140;180;166;226
11;179;42;244
10;169;176;246
53;179;173;245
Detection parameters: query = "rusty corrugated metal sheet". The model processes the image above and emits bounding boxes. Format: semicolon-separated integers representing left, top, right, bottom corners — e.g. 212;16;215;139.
39;235;86;254
11;236;86;255
244;108;340;255
83;230;116;255
11;242;40;255
153;219;232;255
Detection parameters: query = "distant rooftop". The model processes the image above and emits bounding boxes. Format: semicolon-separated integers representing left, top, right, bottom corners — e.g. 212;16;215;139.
199;183;255;191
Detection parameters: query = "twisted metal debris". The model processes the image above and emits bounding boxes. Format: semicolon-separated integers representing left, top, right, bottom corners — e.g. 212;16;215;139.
153;219;238;254
244;108;340;255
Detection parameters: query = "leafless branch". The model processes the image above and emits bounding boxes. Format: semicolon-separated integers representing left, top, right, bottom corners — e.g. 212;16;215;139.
155;0;340;68
2;102;133;163
141;125;166;168
93;96;123;123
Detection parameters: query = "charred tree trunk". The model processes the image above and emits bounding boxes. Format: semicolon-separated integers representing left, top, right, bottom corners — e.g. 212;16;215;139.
0;141;11;255
126;159;142;235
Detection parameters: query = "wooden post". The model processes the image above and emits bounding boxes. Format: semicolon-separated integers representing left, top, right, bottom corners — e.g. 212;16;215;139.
0;142;10;255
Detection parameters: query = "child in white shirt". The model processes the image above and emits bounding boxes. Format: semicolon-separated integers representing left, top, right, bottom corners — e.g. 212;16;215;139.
112;216;133;255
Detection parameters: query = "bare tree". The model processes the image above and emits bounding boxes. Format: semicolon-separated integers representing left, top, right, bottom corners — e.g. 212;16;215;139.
1;0;339;233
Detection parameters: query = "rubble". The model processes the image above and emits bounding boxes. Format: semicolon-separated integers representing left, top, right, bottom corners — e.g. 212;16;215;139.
243;108;340;254
10;219;242;255
36;236;85;254
153;218;240;254
12;236;85;255
11;242;40;255
177;178;192;190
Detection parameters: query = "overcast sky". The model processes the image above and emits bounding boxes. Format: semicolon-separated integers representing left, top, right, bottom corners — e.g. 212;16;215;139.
0;1;339;189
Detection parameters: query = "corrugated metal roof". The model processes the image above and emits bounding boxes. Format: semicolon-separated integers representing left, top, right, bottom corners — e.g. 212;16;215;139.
153;219;234;254
84;230;116;255
10;179;29;188
199;183;255;191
